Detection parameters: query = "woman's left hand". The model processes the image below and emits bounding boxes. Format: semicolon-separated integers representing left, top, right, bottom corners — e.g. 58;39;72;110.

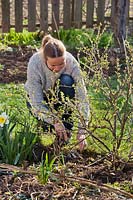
54;122;68;142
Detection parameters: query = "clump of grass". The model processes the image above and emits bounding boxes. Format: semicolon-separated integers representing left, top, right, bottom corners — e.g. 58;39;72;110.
0;110;38;165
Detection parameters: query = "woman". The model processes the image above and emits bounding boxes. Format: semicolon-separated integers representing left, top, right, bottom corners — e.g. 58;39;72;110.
25;35;90;151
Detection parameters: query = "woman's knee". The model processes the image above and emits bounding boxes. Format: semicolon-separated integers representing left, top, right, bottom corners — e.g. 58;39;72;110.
59;74;75;99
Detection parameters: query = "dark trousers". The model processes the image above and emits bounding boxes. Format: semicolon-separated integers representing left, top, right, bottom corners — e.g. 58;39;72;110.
27;74;75;132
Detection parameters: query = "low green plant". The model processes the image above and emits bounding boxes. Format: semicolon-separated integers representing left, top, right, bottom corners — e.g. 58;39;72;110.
0;27;113;52
52;27;113;50
0;28;40;48
113;181;133;194
39;133;56;146
37;153;56;184
0;64;4;71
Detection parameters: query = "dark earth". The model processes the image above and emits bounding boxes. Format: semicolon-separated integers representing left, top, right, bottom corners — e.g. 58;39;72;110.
0;45;36;83
0;46;133;200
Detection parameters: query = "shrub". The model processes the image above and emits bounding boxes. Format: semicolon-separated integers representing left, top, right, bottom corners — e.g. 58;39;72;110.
79;39;133;170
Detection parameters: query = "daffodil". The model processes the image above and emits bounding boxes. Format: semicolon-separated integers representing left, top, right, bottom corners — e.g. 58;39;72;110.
0;112;9;127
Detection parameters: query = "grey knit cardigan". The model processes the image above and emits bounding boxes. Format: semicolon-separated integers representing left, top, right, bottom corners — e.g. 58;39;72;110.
25;50;90;131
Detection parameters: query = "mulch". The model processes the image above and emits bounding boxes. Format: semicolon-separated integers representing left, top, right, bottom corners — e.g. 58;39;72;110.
0;149;133;200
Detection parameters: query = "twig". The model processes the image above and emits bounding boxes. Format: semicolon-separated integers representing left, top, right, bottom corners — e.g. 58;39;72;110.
87;152;112;167
65;176;133;199
68;129;110;152
52;12;60;39
72;190;78;199
0;163;36;175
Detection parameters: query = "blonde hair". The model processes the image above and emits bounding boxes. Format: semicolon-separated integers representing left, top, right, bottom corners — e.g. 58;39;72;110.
41;34;66;60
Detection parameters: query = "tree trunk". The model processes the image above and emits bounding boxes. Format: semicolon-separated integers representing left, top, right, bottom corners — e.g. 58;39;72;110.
111;0;128;54
97;0;105;25
86;0;94;28
1;0;10;32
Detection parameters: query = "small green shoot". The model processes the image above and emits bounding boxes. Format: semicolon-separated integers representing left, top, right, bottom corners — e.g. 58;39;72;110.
37;153;56;184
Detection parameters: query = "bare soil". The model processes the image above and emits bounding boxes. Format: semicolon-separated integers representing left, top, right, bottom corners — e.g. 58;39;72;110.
0;47;133;200
0;45;36;83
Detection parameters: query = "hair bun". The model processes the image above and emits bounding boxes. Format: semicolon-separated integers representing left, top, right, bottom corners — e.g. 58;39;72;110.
42;34;53;47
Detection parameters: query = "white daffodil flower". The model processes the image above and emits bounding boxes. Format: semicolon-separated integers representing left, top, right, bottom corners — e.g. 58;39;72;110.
0;112;9;127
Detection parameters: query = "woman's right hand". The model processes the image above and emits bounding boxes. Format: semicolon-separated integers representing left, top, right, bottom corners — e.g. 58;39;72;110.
54;122;68;142
77;133;87;152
